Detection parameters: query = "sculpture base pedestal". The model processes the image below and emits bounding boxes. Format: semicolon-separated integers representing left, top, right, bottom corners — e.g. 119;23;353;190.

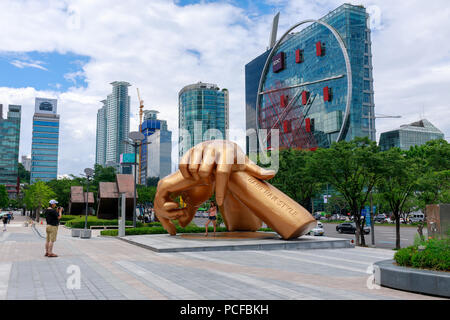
118;232;353;253
180;231;279;241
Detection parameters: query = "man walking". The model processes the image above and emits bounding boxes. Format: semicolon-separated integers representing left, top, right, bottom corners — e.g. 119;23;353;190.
44;200;62;257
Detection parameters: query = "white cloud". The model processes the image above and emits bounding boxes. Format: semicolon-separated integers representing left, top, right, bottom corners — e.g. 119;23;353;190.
0;0;449;177
10;59;48;71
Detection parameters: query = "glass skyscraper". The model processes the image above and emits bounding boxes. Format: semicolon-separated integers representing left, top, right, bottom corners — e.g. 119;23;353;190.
30;98;59;183
379;119;444;151
0;104;21;198
140;110;172;183
96;81;132;168
178;82;229;158
245;4;375;151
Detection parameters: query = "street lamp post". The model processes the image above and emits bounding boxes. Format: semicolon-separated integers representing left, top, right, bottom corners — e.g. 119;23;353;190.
81;167;94;239
124;131;145;228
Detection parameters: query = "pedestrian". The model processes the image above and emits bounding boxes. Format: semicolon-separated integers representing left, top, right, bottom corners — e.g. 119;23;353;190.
7;211;12;224
44;200;62;257
1;209;7;231
204;200;218;237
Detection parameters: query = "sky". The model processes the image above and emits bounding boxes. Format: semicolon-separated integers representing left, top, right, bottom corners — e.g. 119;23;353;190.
0;0;449;177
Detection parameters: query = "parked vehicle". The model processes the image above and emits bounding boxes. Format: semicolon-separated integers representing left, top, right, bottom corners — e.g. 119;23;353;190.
408;212;425;223
308;222;324;236
374;214;387;223
336;222;370;234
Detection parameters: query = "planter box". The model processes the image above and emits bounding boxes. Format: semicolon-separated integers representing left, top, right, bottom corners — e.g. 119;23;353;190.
80;229;92;239
71;229;81;237
374;259;450;298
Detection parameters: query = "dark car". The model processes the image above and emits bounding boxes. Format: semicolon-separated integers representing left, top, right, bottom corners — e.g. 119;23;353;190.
336;222;370;234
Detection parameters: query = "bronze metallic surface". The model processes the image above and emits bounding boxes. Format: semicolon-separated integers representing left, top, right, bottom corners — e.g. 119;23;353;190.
179;231;279;241
154;140;316;240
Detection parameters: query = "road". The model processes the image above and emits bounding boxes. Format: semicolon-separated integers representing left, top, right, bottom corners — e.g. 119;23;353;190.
193;217;424;250
321;223;426;249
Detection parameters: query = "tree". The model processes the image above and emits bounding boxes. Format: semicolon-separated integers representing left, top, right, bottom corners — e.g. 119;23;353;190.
269;149;322;212
325;194;349;216
23;181;55;221
46;178;83;212
146;177;160;187
0;185;9;208
18;163;30;184
410;139;450;211
137;185;156;205
310;137;384;246
377;148;419;249
93;164;116;189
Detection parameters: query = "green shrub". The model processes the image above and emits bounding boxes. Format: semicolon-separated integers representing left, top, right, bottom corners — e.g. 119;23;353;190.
65;216;143;229
394;238;450;271
101;224;276;236
60;215;81;222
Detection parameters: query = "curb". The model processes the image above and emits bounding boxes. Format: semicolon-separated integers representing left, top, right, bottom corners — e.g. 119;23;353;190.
374;259;450;298
31;223;45;239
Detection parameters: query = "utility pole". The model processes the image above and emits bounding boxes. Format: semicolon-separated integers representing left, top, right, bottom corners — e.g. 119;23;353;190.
370;191;375;246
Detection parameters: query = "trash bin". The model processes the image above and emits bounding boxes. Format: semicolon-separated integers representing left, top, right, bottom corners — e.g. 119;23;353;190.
80;229;92;239
71;229;81;237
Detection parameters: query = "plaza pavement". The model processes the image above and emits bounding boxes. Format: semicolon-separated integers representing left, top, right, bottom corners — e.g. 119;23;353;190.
0;215;442;300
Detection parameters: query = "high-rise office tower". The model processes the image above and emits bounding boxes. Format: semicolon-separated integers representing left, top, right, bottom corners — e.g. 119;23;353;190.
140;110;172;182
30;98;59;183
178;82;229;158
0;104;21;198
245;4;375;152
96;100;107;166
95;81;132;168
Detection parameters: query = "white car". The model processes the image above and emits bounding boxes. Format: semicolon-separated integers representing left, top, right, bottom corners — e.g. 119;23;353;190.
308;222;324;236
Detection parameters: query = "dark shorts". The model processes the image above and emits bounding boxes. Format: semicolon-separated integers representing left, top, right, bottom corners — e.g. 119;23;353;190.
208;216;217;221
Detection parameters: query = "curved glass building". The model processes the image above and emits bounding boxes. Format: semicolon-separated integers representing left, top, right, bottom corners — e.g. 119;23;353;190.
246;4;375;151
178;82;229;158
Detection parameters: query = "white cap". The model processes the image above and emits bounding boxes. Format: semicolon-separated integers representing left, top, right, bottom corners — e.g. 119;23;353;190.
49;200;58;205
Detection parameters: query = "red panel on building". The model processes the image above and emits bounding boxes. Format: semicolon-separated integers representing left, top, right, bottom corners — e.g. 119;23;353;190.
310;147;318;151
280;94;287;108
295;49;303;63
283;120;291;133
302;91;309;105
316;41;322;56
323;86;330;101
305;118;311;132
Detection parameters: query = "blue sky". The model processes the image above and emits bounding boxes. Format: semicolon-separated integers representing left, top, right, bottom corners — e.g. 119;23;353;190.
0;51;89;91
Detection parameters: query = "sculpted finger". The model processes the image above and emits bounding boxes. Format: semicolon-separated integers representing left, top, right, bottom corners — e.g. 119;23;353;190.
177;206;197;227
156;212;177;236
244;160;276;180
198;146;215;178
179;149;192;179
189;145;203;180
215;164;232;206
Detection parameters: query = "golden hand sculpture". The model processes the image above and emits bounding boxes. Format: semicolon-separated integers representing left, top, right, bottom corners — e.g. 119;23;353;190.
154;140;316;239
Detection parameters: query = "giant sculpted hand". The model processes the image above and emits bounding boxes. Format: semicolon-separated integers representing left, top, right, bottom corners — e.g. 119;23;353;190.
154;140;274;234
154;140;316;239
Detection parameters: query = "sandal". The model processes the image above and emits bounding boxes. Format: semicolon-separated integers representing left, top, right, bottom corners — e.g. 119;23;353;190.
44;253;49;257
48;253;58;258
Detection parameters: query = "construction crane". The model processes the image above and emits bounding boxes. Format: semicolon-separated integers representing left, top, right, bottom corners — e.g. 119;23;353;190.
375;113;402;118
368;113;402;141
137;88;144;184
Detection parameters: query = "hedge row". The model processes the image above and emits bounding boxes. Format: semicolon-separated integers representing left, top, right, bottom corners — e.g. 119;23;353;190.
100;225;228;236
394;238;450;271
101;225;274;236
65;216;143;229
